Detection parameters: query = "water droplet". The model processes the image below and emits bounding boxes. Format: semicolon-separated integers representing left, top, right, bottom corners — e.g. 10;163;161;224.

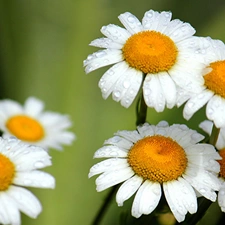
220;190;225;196
114;91;121;98
187;102;194;108
109;151;118;157
127;15;136;23
146;11;153;18
123;81;130;88
95;51;106;58
199;188;206;194
34;161;45;168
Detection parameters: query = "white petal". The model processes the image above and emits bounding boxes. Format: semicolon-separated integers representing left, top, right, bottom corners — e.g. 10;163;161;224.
94;145;128;158
84;49;122;73
199;120;213;135
100;24;130;44
112;67;142;108
0;192;20;225
158;72;177;108
143;75;166;112
118;12;143;34
14;171;55;189
163;182;186;222
90;37;123;49
206;95;225;128
142;10;172;32
116;175;143;206
183;171;220;201
96;167;134;191
103;136;133;150
218;181;225;212
183;90;213;120
98;62;128;99
24;97;44;117
115;130;142;143
164;20;195;43
14;147;52;171
142;10;160;30
89;158;128;178
137;123;155;137
7;186;42;218
132;180;161;218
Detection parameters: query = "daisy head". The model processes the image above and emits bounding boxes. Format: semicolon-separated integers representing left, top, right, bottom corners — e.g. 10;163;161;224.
84;9;207;112
0;97;75;151
199;120;225;211
0;136;55;225
89;122;221;222
182;37;225;128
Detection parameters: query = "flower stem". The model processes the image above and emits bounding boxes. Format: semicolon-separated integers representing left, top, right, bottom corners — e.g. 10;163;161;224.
91;185;119;225
209;124;220;146
136;75;147;126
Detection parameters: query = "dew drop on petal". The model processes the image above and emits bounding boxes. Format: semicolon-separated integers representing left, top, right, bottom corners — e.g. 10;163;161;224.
34;161;45;168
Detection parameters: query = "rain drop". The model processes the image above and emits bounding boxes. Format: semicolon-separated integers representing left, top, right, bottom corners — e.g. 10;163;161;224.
127;15;136;23
123;81;130;88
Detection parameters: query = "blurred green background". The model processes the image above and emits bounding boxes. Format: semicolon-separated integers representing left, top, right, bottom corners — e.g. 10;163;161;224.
0;0;225;224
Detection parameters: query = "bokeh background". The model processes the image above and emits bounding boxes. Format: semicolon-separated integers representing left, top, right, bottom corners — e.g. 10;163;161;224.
0;0;225;224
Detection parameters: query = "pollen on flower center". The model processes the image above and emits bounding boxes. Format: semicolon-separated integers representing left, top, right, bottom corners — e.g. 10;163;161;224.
128;135;187;183
218;149;225;178
204;60;225;98
6;115;45;142
122;31;178;74
0;153;15;191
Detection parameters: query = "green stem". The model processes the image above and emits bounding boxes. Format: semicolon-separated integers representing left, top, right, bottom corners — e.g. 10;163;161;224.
209;124;220;146
91;185;118;225
136;74;147;126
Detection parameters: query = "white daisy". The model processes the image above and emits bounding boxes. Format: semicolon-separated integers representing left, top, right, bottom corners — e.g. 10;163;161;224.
199;120;225;211
89;121;221;222
0;136;55;225
0;97;75;151
84;9;207;112
182;37;225;128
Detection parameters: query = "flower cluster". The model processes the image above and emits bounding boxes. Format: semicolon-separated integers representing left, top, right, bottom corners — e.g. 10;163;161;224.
0;96;75;225
84;9;225;224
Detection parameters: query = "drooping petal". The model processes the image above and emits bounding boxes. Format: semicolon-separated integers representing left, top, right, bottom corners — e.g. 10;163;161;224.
116;175;143;206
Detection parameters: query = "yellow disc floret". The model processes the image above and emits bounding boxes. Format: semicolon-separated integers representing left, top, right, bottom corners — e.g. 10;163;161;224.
218;149;225;179
122;31;178;74
204;60;225;98
0;153;15;191
6;115;45;142
128;135;187;183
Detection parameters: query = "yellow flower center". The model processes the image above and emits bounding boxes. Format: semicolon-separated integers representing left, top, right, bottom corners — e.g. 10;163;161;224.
128;135;187;183
204;60;225;98
122;31;178;74
218;149;225;178
0;153;15;191
6;115;45;142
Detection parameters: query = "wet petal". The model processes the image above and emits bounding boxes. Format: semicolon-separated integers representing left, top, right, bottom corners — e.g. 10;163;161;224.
84;49;122;73
100;24;130;44
116;175;143;206
118;12;143;34
143;74;166;112
132;180;161;217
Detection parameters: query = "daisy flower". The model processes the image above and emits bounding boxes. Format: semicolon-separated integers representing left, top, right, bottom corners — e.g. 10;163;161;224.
0;136;55;225
89;121;221;222
182;37;225;128
0;97;75;151
199;120;225;211
84;9;207;112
